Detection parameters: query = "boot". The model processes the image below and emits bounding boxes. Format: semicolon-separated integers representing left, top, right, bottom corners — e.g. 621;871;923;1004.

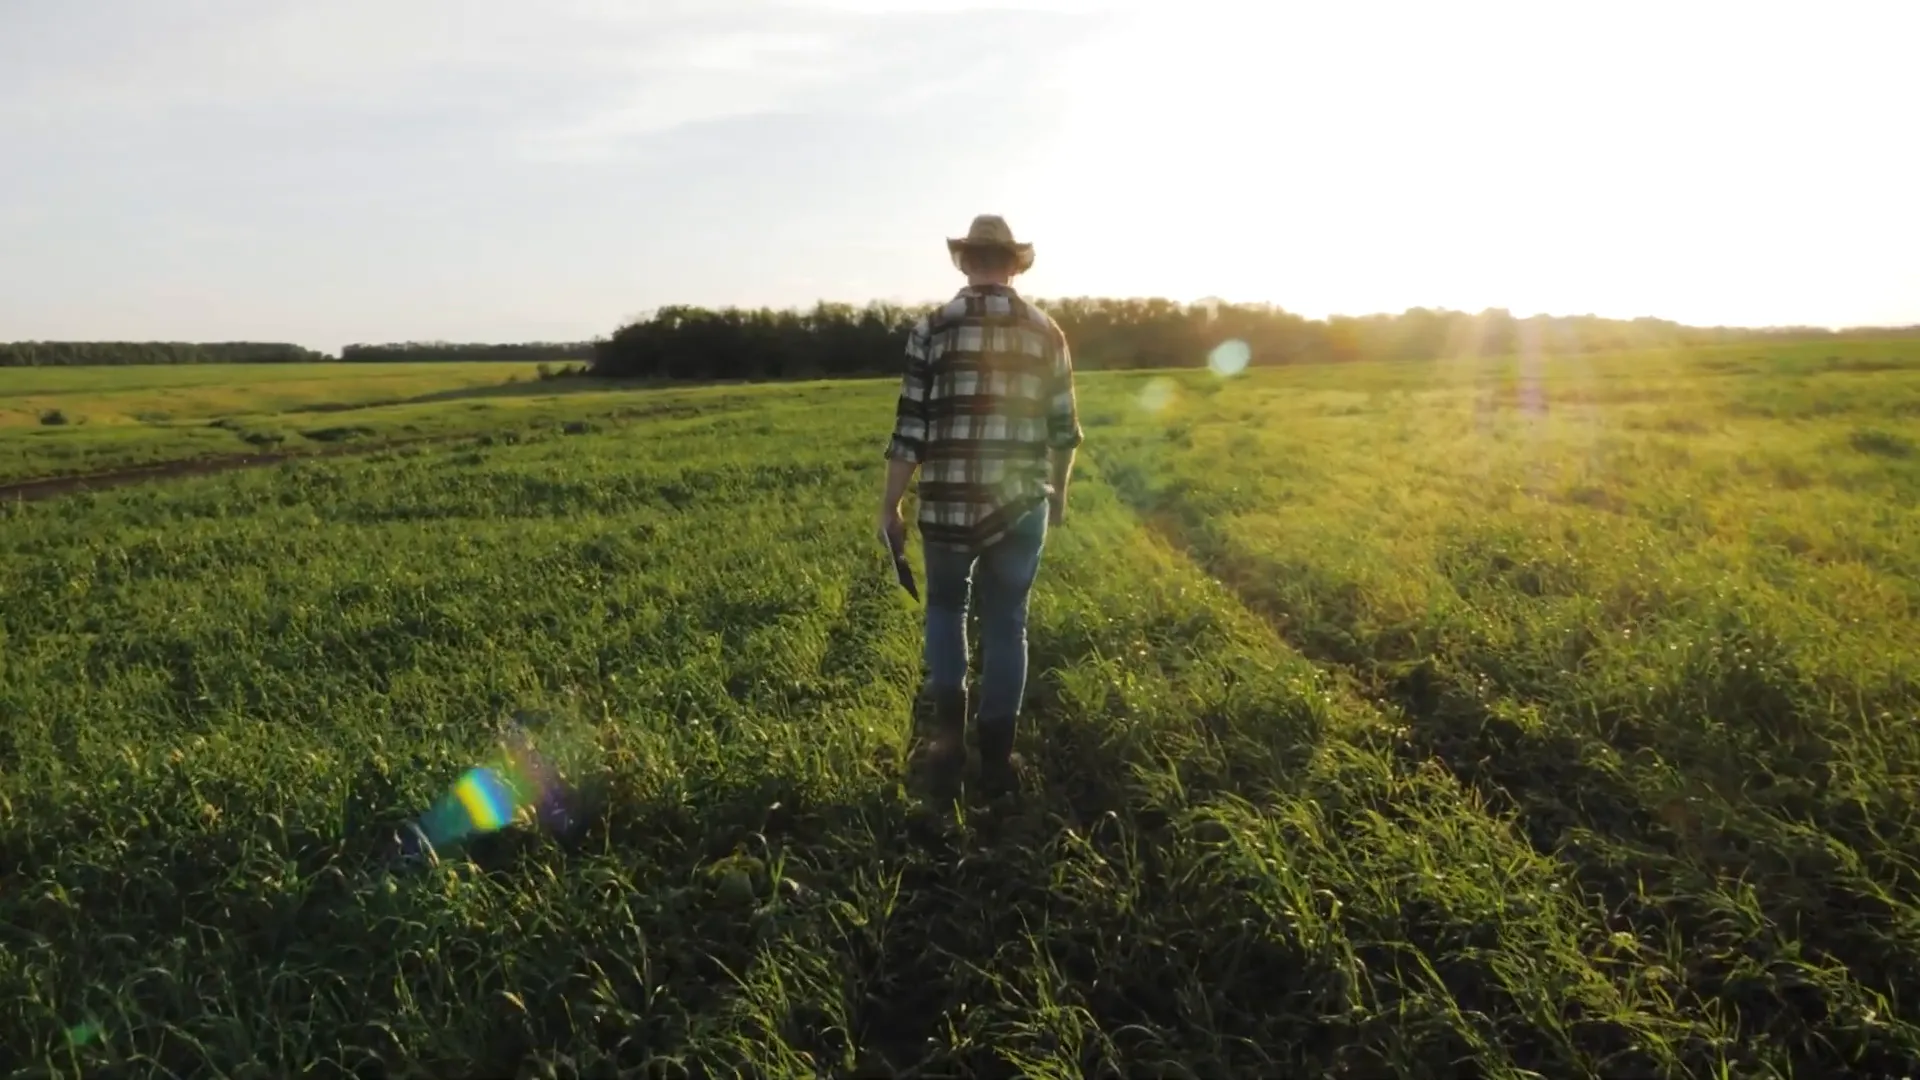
976;716;1021;797
918;684;968;800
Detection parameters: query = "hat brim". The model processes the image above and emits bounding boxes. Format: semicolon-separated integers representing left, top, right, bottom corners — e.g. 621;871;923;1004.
947;238;1035;273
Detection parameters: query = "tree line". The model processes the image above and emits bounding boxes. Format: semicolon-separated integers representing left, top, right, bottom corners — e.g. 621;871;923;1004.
0;340;600;366
337;342;597;364
0;341;331;366
586;299;1895;380
4;302;1908;373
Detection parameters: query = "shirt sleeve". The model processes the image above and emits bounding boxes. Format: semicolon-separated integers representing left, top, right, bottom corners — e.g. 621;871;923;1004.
1046;325;1084;452
884;318;932;464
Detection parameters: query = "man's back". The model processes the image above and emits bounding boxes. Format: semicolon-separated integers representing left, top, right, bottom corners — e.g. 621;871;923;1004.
887;283;1081;552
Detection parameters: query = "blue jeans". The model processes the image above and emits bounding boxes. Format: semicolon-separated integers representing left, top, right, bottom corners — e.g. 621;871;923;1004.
923;504;1049;725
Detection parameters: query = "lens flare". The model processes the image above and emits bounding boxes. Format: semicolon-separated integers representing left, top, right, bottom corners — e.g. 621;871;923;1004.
66;1020;102;1047
1138;376;1177;414
398;735;573;860
1208;339;1251;377
455;768;516;831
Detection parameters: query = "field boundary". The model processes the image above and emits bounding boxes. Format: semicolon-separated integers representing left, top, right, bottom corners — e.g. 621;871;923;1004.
0;434;463;503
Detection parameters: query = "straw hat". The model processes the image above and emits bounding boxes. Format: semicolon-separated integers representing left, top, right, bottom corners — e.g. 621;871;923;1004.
947;214;1036;273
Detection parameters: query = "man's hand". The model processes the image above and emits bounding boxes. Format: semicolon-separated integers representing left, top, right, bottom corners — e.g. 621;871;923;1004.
878;501;907;553
879;459;916;553
1047;447;1075;529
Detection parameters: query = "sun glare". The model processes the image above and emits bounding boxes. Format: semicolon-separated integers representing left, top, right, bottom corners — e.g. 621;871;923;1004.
1027;3;1914;328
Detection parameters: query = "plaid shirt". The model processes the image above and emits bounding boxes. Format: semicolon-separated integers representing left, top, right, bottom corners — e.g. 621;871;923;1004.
885;284;1083;552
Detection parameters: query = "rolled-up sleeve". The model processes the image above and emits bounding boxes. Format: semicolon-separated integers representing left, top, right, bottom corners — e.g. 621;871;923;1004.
1046;328;1083;452
885;318;932;464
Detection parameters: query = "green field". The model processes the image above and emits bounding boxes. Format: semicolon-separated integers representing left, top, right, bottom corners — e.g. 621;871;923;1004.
0;363;573;484
0;362;556;425
3;342;1919;1077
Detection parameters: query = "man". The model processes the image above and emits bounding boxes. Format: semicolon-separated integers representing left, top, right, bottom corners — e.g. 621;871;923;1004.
878;214;1083;799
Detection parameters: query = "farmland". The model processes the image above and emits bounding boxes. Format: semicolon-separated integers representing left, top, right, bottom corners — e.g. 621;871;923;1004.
0;362;573;485
2;340;1919;1077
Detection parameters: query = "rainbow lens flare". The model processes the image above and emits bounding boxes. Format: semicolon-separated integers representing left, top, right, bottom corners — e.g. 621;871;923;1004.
398;736;574;860
455;767;516;831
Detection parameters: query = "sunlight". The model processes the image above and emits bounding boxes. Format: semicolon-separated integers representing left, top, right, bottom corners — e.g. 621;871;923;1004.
1027;2;1915;328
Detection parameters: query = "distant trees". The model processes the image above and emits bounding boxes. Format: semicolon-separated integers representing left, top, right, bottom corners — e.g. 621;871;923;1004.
0;339;600;367
0;342;329;366
337;342;598;364
589;299;1874;381
591;303;915;381
5;306;1898;375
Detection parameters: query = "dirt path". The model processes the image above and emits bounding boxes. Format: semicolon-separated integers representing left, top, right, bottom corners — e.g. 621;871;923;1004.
0;435;458;504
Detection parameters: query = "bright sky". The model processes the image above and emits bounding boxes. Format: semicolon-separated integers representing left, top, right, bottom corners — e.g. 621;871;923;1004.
2;0;1914;351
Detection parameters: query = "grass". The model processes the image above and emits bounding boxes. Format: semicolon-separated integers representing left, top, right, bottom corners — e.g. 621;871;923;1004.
1;340;1917;1077
0;362;565;483
0;362;554;425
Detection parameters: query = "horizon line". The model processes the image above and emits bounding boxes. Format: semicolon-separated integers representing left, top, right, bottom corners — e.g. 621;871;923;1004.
6;296;1920;356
